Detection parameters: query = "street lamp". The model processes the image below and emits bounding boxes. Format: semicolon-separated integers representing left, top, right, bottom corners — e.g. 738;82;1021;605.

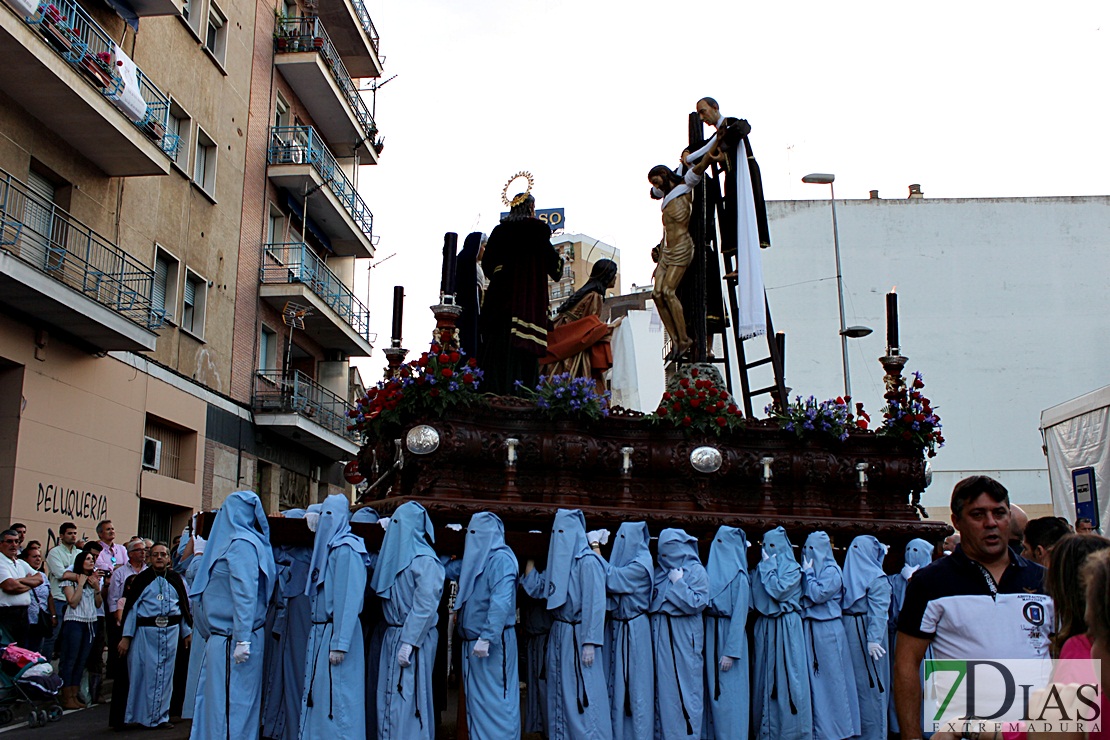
802;173;872;398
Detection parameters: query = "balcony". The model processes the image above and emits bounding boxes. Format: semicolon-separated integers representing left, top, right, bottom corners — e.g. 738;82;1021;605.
253;369;361;459
267;126;374;258
0;169;160;352
0;0;178;176
259;242;374;356
312;0;382;78
273;16;377;162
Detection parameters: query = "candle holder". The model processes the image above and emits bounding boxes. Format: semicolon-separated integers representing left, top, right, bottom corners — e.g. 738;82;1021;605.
430;301;463;352
501;438;520;501
382;345;407;380
759;456;776;514
619;446;634;507
880;353;909;398
855;461;873;514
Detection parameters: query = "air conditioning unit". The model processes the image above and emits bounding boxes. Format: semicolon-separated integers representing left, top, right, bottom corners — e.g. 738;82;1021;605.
142;436;162;471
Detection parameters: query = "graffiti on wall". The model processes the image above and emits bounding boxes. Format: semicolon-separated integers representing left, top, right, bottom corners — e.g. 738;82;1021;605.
35;482;109;522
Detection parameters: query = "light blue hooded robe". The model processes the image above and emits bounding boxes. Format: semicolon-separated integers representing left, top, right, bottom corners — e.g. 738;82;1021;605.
189;490;277;740
520;508;612;740
299;494;369;739
751;526;813;740
350;506;383;740
703;525;751;740
841;535;892;740
371;501;444;740
260;507;308;740
604;521;654;740
650;528;709;739
886;537;932;733
455;512;519;740
801;531;859;740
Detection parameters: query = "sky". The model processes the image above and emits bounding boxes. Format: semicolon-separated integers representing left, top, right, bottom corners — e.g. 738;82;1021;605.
350;0;1109;384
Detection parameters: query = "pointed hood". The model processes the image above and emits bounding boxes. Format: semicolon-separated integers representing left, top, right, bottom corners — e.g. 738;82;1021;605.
762;526;795;561
901;537;933;579
543;509;592;610
650;528;702;611
707;525;748;601
455;512;516;609
842;534;888;606
350;507;380;524
190;490;276;600
371;501;436;598
607;521;653;610
304;493;369;596
803;531;835;570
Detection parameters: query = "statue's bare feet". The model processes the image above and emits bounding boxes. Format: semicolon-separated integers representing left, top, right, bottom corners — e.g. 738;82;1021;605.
677;338;694;358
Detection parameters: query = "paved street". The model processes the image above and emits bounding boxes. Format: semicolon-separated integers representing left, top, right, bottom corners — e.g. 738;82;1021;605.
0;703;191;738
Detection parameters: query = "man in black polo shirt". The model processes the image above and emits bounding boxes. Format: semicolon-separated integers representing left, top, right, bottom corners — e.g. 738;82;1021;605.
893;476;1053;739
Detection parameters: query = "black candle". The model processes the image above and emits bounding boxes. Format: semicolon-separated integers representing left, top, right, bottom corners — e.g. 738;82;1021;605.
441;232;458;295
391;285;404;342
886;290;899;351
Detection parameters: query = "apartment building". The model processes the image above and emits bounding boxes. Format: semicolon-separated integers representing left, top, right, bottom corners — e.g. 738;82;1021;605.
0;0;382;545
547;232;621;316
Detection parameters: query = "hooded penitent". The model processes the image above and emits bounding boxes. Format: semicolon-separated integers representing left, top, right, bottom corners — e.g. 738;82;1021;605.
519;509;610;740
801;531;860;740
886;538;931;736
455;512;520;740
704;526;752;740
372;501;444;740
751;526;813;740
841;535;892;740
189;490;277;740
299;494;369;739
604;521;654;740
649;528;708;739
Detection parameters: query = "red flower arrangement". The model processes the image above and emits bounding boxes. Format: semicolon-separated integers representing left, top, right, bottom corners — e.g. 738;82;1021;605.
348;343;484;438
652;368;743;436
878;370;944;457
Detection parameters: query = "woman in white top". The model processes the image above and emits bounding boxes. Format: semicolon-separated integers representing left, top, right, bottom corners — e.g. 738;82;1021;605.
58;546;102;710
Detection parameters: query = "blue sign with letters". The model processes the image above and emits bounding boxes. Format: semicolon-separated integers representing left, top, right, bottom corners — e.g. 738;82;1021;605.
499;208;565;232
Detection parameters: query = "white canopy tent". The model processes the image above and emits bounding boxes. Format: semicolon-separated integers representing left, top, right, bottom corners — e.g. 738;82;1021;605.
1040;385;1110;532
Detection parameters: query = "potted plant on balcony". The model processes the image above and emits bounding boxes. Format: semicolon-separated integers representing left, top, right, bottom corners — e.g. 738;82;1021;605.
78;50;115;89
37;3;76;54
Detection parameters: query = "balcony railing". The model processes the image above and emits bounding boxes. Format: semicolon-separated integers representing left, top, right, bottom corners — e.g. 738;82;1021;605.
18;0;178;158
273;16;376;141
347;0;380;55
253;369;360;442
0;168;162;329
261;241;371;341
267;126;374;239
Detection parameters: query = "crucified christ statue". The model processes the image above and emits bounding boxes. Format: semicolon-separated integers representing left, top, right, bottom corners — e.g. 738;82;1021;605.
647;144;721;361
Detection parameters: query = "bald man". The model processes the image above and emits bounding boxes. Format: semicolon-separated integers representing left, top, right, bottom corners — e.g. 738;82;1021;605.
1008;504;1029;551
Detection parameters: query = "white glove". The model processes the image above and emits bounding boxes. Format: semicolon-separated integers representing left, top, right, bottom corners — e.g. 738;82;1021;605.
802;557;814;573
586;529;611;546
397;642;413;667
867;642;886;660
329;650;346;665
720;655;734;672
233;641;251;664
379;517;391;531
668;568;683;583
901;564;920;581
581;644;595;667
446;523;463;531
305;512;320;533
472;639;490;658
761;548;771;562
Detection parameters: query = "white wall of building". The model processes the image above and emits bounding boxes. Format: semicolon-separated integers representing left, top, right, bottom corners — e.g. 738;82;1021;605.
759;195;1110;514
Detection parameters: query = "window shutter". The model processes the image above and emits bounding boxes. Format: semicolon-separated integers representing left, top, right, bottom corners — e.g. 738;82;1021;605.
183;274;196;307
153;257;168;311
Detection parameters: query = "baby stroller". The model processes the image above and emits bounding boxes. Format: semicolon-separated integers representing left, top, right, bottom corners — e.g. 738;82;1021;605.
0;626;63;728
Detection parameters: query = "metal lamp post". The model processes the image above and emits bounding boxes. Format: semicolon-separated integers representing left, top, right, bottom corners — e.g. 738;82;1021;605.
802;173;871;398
